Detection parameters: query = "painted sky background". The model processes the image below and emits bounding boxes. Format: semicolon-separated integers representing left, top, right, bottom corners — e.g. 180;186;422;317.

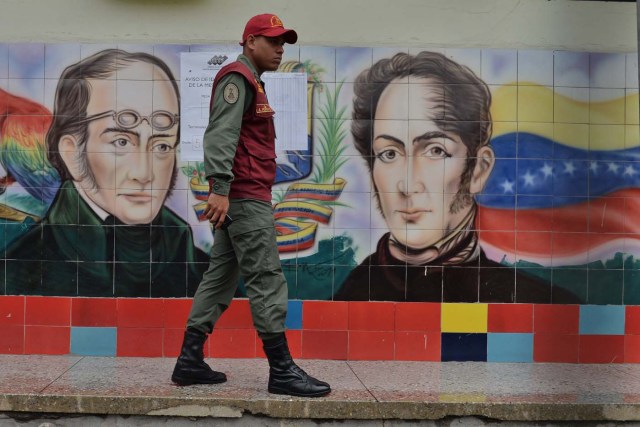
1;44;639;301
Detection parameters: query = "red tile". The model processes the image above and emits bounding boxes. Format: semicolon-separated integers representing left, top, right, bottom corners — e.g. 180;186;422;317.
163;328;186;358
302;301;348;330
117;299;164;328
625;335;640;363
163;299;192;329
71;298;116;327
348;331;394;360
117;328;163;357
626;307;640;335
553;204;587;233
302;330;348;360
25;297;71;327
552;233;589;263
516;232;551;260
533;334;579;363
534;305;579;334
477;206;515;232
285;330;302;359
255;330;302;359
395;303;440;332
0;296;24;326
210;329;256;358
348;302;395;331
488;304;533;333
590;197;625;233
479;231;515;254
216;299;254;329
516;211;551;232
0;325;24;354
394;331;441;361
580;335;624;364
25;326;70;355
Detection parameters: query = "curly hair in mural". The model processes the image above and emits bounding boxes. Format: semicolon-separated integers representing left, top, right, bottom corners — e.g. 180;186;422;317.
333;51;580;304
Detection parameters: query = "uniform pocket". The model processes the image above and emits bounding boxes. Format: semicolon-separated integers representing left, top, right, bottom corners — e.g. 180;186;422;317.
245;141;276;184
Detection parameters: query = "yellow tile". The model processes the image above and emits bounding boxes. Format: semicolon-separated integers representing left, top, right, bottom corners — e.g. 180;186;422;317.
626;94;639;125
590;125;625;151
441;303;488;333
554;92;589;124
554;123;589;151
625;125;640;149
517;85;553;123
492;121;517;138
590;98;625;125
491;85;518;122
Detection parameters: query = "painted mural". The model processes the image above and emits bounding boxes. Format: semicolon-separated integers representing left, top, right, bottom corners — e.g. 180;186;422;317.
0;44;638;305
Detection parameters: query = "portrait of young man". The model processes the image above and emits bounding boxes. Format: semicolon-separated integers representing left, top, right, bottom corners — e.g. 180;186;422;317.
333;51;579;304
3;49;208;297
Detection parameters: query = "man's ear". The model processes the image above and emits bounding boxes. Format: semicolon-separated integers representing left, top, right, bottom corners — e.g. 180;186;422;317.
58;135;81;181
469;145;495;194
244;35;256;51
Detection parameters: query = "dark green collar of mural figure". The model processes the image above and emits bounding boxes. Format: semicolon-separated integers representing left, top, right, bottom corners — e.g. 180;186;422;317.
1;180;209;298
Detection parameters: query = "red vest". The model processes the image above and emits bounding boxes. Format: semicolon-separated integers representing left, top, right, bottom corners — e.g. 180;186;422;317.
211;61;277;202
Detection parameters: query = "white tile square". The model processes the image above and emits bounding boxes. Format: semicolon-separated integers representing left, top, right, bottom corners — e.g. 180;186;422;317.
554;51;589;88
518;50;553;86
300;46;336;84
590;53;625;89
445;48;481;76
481;49;517;85
336;47;372;83
626;53;638;89
9;43;45;79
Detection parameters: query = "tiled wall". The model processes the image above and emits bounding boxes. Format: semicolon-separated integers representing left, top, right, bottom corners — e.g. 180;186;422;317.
2;297;640;363
0;43;638;361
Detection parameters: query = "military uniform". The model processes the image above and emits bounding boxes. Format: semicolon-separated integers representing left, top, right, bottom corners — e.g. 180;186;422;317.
186;55;287;340
173;14;329;397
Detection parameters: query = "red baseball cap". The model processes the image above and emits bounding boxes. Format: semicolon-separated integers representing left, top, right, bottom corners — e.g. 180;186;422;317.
240;14;298;46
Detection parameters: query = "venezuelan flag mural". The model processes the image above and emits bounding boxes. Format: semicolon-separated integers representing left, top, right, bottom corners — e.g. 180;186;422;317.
0;45;636;306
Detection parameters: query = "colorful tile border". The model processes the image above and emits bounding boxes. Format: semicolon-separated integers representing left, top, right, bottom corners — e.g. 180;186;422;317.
2;296;640;363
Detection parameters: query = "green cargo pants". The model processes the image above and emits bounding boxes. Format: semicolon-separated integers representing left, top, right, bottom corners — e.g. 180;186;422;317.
187;199;287;339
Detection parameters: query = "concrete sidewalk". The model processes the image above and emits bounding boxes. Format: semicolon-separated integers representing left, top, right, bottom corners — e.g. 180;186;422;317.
2;355;640;423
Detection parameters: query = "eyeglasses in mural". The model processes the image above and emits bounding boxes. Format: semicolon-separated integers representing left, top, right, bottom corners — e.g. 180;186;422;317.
0;45;637;304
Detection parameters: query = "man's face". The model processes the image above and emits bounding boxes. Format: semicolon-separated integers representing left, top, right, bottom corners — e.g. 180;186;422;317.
372;77;474;249
247;35;285;74
66;62;178;224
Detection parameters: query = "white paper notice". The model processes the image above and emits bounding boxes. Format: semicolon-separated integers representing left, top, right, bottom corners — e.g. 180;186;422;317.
180;53;308;160
179;51;240;161
262;72;308;151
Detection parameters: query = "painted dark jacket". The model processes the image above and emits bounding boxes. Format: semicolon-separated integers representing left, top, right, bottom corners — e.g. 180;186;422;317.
3;181;208;297
207;56;277;202
333;232;581;304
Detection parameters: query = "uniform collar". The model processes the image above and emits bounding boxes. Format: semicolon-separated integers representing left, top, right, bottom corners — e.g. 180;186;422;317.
237;54;261;80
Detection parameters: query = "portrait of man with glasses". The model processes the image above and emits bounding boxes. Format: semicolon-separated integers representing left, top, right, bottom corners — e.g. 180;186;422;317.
3;49;208;297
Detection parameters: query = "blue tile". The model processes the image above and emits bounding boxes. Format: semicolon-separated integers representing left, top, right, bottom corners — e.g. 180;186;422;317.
441;333;487;362
285;300;303;330
579;305;625;335
487;333;533;363
71;327;116;356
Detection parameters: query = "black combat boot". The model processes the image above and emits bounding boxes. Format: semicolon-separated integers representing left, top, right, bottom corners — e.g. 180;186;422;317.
171;328;227;386
262;333;331;397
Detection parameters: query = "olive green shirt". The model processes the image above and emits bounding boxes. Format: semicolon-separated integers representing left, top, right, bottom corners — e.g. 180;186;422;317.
203;55;259;196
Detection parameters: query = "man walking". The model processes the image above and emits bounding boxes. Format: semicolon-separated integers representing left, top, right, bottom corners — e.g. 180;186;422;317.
171;14;331;398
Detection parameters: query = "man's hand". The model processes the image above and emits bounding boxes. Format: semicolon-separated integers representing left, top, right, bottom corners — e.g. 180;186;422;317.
204;193;230;229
